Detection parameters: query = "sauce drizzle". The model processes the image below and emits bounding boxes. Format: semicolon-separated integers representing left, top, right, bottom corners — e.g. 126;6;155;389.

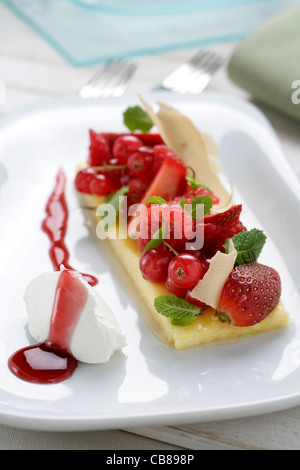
41;169;98;286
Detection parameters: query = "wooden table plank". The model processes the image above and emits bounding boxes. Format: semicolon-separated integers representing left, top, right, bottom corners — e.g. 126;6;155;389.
125;406;300;450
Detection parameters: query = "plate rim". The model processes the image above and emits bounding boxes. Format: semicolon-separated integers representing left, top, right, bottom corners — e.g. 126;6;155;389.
1;91;300;431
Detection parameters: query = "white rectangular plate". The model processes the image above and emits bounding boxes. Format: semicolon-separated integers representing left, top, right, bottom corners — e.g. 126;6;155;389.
1;92;300;431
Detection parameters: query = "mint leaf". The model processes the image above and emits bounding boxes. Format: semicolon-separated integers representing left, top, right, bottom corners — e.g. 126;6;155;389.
144;195;168;205
179;197;187;210
154;295;201;326
186;175;211;192
104;185;129;227
123;105;153;132
187;195;213;219
223;228;267;266
142;220;167;255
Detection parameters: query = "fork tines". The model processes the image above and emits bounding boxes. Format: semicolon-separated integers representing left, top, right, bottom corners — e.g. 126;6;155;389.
161;49;224;94
79;59;138;98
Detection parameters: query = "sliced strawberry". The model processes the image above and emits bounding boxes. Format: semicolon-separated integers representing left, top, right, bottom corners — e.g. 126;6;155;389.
192;204;246;257
217;262;281;327
141;157;187;204
199;220;245;257
203;204;242;225
135;132;164;147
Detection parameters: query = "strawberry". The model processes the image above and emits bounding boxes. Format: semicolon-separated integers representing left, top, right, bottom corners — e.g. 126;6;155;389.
196;205;246;257
141;156;187;204
137;133;164;147
217;262;281;327
203;204;242;225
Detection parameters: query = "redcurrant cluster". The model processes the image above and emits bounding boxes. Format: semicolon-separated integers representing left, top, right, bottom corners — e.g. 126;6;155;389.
75;132;168;206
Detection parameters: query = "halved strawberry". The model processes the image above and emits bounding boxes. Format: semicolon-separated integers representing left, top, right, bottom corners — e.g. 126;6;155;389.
203;204;242;225
135;133;164;147
195;205;246;257
141;156;187;204
217;262;281;327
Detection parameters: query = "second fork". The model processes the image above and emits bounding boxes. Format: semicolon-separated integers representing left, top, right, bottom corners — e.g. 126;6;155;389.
161;50;224;94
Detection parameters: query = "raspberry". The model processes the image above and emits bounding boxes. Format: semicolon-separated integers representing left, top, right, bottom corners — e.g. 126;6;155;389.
184;185;220;205
137;204;194;253
88;130;111;166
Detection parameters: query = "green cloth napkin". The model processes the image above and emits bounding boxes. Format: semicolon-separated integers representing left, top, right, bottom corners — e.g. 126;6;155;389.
227;7;300;123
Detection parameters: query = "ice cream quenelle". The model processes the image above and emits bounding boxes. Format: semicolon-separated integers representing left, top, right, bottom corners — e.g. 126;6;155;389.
8;266;126;384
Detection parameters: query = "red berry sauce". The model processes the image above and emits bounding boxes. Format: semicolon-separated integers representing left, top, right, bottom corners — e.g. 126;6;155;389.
8;269;87;384
42;169;98;286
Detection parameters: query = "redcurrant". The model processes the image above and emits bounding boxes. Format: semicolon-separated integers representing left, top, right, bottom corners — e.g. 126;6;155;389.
75;168;96;194
112;135;143;164
165;277;188;297
89;173;112;196
127;147;154;180
139;247;173;283
168;253;204;289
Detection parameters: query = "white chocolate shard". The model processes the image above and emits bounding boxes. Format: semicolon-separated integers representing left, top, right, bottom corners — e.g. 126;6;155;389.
139;96;230;207
190;239;237;309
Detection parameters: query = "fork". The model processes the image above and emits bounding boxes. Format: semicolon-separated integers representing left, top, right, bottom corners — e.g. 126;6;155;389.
161;49;224;94
78;59;138;98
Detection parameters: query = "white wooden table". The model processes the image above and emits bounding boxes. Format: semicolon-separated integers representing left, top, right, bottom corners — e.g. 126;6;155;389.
1;3;300;451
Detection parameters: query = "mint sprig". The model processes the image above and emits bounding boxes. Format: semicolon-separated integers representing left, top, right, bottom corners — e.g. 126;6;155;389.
123;105;153;132
154;295;202;326
223;228;266;266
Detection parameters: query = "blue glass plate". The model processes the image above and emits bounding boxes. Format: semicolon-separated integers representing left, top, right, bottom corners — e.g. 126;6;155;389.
2;0;299;67
69;0;252;15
